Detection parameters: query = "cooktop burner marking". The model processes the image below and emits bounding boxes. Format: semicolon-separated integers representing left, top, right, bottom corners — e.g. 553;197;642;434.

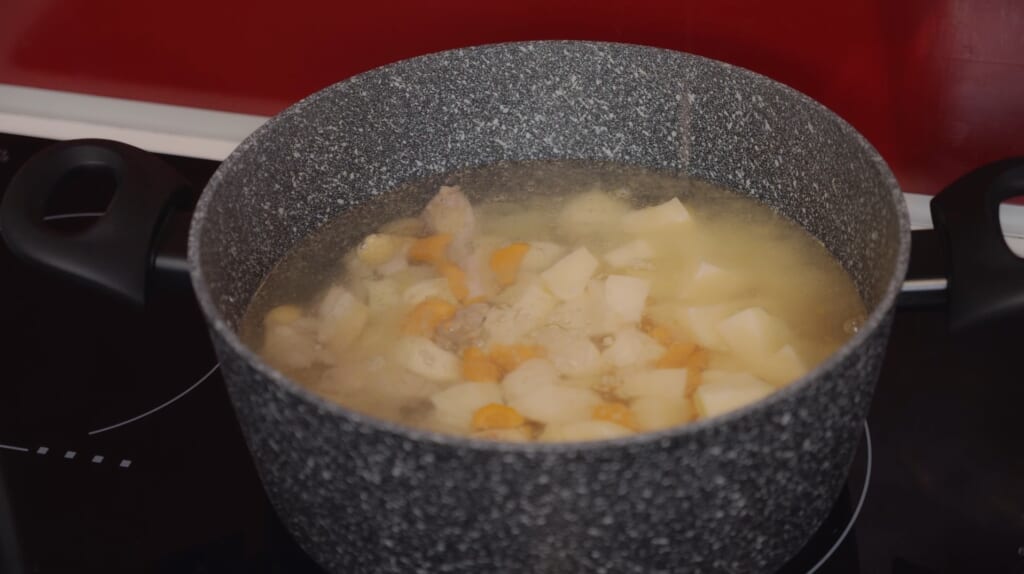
40;212;105;221
35;446;48;455
806;420;872;574
91;455;104;464
88;363;220;436
0;443;28;453
119;459;132;469
63;450;77;460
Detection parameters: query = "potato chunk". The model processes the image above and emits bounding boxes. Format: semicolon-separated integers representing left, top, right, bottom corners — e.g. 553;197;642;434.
510;385;602;425
603;239;655;269
483;282;558;344
532;327;605;377
316;286;370;353
395;336;461;381
619;369;688;400
631;396;693;430
501;358;560;403
694;371;774;418
622;197;692;233
541;247;600;301
430;382;504;429
558;190;630;239
541;420;634;442
716;307;789;357
604;275;651;324
520;241;567;272
601;327;665;368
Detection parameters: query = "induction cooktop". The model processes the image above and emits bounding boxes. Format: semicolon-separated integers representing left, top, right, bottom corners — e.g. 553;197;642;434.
0;132;1021;574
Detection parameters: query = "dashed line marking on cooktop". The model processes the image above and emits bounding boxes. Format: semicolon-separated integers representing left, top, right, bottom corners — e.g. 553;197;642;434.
88;363;220;436
0;442;132;469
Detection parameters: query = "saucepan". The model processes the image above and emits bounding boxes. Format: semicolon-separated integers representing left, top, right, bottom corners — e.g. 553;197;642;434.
3;41;1023;573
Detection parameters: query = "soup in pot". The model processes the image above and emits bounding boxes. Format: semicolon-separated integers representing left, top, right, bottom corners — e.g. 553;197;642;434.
240;161;865;442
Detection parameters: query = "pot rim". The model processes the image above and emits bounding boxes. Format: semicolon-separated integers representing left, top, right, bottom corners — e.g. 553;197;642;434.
187;39;911;453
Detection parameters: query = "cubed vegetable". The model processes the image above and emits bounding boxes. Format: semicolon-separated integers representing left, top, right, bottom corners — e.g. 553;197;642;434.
364;279;401;312
510;385;602;425
357;233;406;266
693;370;774;418
483;283;557;344
407;233;453;265
604;274;651;324
631;396;693;430
622;197;692;233
619;369;688;399
540;420;633;442
317;286;370;353
676;304;735;350
263;319;319;371
500;357;559;403
430;382;504;429
532;327;605;377
592;403;639;430
471;403;526;431
264;304;303;326
462;347;501;382
395;336;461;381
716;307;789;358
678;261;746;301
541;246;600;301
489;242;531;287
655;341;697;368
558;190;630;239
751;344;808;385
520;241;567;272
601;327;665;368
401;297;458;337
603;239;655;268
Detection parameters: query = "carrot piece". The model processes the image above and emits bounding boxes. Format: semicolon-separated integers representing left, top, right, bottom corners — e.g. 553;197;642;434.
471;403;525;431
655;341;697;368
593;402;640;431
489;242;530;287
688;347;710;369
641;316;675;346
462;347;501;382
407;233;452;264
489;344;547;372
438;261;469;302
401;297;458;336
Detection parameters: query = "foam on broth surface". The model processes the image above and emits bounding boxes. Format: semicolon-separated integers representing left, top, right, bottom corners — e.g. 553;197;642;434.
240;161;865;441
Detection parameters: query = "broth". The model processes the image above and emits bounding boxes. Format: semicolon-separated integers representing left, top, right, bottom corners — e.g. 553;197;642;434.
240;161;865;442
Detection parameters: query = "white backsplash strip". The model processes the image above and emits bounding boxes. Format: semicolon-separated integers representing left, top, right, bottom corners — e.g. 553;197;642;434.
2;83;1022;255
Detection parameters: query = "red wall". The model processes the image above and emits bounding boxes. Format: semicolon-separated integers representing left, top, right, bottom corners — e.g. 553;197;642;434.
2;0;1022;196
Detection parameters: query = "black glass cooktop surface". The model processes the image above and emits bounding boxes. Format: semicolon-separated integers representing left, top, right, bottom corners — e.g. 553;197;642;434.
0;133;1021;574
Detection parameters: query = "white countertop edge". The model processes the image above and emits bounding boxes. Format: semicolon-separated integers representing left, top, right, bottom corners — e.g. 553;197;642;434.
1;83;1021;253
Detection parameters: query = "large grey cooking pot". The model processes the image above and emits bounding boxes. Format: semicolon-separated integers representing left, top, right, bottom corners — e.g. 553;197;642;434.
1;41;916;573
189;41;909;573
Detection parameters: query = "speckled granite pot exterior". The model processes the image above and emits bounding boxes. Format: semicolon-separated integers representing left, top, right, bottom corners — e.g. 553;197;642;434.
188;42;909;573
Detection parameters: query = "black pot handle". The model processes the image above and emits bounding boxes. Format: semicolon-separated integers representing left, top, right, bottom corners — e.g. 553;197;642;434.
0;139;191;306
929;157;1024;330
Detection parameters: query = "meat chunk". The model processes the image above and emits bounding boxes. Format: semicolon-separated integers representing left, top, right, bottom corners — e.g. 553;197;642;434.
435;302;489;351
422;185;476;260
